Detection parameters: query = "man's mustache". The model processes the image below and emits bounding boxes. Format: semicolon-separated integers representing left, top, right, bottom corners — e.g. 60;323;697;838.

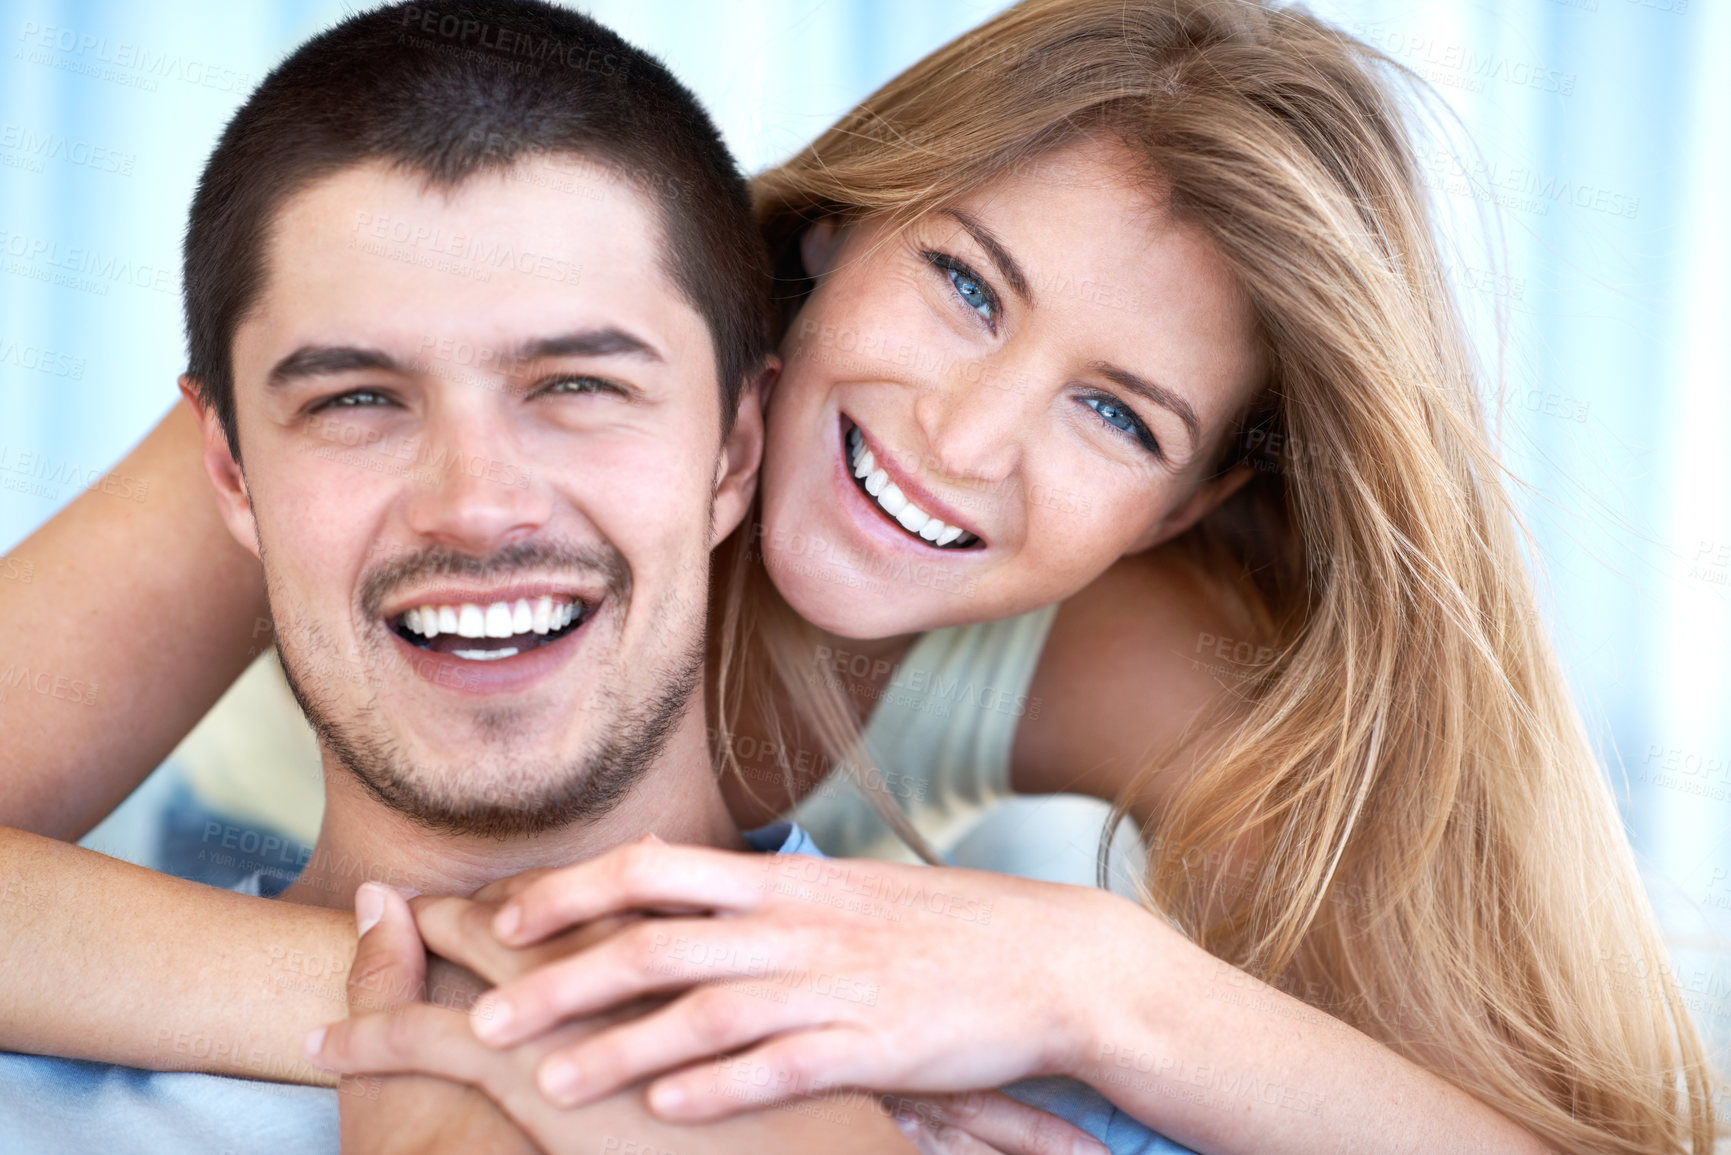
356;540;631;622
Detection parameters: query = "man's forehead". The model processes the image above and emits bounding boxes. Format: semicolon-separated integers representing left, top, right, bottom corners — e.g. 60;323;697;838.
240;155;705;372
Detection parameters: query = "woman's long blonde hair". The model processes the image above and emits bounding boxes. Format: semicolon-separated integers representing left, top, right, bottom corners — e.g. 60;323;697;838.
713;1;1717;1149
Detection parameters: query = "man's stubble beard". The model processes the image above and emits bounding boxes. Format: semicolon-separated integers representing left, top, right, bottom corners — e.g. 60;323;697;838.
268;542;707;840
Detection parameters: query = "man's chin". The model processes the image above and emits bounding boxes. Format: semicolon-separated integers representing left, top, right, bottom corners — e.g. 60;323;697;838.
337;747;644;840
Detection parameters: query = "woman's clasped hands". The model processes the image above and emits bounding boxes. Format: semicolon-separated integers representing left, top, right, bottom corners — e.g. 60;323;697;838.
309;835;1142;1155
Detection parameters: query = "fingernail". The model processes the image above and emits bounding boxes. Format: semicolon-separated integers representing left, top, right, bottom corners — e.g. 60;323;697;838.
538;1058;579;1103
494;904;521;942
302;1026;327;1060
647;1081;685;1114
471;994;512;1040
355;883;385;936
892;1111;921;1138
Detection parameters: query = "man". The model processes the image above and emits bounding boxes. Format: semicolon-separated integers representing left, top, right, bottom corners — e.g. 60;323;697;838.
0;2;915;1150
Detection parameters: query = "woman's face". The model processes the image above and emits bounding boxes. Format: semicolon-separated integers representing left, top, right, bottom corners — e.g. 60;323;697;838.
759;137;1263;639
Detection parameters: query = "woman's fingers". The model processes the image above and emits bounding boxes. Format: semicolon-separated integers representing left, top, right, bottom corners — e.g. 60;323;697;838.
640;1026;875;1121
472;916;789;1047
899;1092;1109;1155
530;983;803;1108
495;837;772;947
468;867;554;906
411;895;518;986
895;1112;1011;1155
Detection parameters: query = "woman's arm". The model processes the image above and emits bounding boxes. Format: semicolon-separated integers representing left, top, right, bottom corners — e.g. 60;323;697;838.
398;841;1553;1155
0;826;351;1084
0;398;267;837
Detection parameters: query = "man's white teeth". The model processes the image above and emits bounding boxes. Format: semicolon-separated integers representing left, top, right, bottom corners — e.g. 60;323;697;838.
846;425;977;550
452;648;517;662
401;597;579;640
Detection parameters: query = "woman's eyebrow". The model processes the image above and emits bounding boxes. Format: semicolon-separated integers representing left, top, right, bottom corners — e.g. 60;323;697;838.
941;208;1032;303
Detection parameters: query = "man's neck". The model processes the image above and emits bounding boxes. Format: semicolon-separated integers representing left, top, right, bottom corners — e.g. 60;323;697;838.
279;707;743;909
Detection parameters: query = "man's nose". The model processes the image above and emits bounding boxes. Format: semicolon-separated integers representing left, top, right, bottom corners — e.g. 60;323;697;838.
402;415;552;553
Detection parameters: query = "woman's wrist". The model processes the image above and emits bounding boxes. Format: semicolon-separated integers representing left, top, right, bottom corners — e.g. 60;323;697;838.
1044;887;1184;1085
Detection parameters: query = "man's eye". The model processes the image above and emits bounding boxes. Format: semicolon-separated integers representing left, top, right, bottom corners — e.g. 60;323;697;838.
924;252;997;327
316;389;392;410
537;376;620;397
1083;395;1160;456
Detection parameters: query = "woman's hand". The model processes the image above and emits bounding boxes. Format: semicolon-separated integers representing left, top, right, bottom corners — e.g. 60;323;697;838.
396;866;1110;1155
465;838;1133;1133
310;882;1002;1154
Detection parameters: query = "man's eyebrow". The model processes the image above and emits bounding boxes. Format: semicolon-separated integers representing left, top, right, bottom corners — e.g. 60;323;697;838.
513;328;663;364
265;328;664;389
1095;362;1202;451
941;208;1031;304
267;345;407;387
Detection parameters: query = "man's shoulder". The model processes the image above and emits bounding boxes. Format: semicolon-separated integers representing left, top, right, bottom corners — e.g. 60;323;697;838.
742;820;827;858
0;1049;337;1154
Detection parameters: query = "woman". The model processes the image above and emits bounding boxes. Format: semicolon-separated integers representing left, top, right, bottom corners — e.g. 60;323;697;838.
0;0;1714;1151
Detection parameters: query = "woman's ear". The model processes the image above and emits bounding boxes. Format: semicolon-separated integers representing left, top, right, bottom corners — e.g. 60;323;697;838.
798;218;844;280
179;375;262;560
1125;462;1256;555
710;358;774;547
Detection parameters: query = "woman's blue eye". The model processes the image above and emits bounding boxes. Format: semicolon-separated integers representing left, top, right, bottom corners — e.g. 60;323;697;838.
925;252;997;327
1084;395;1159;455
946;265;993;322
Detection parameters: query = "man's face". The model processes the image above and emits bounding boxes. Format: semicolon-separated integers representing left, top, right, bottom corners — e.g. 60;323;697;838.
202;156;756;837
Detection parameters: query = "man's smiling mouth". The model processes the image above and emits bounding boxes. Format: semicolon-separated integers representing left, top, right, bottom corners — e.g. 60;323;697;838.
392;596;589;661
843;420;981;550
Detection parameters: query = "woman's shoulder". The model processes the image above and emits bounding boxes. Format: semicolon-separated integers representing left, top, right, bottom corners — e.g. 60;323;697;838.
1010;542;1266;821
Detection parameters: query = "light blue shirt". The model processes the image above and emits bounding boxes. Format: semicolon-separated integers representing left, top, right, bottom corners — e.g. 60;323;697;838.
0;822;1192;1154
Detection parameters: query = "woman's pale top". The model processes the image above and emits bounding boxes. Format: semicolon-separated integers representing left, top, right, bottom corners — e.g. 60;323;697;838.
790;604;1147;890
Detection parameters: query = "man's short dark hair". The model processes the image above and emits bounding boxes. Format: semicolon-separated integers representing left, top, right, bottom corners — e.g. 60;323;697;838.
185;0;771;457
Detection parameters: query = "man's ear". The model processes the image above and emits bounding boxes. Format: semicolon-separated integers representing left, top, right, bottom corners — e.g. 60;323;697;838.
798;218;844;280
710;358;773;547
179;375;262;560
1125;462;1256;555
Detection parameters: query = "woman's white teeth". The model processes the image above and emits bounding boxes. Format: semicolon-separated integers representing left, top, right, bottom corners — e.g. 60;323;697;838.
847;425;977;550
401;597;578;641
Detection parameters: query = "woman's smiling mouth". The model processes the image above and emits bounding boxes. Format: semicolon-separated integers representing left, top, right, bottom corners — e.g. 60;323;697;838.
842;419;981;551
